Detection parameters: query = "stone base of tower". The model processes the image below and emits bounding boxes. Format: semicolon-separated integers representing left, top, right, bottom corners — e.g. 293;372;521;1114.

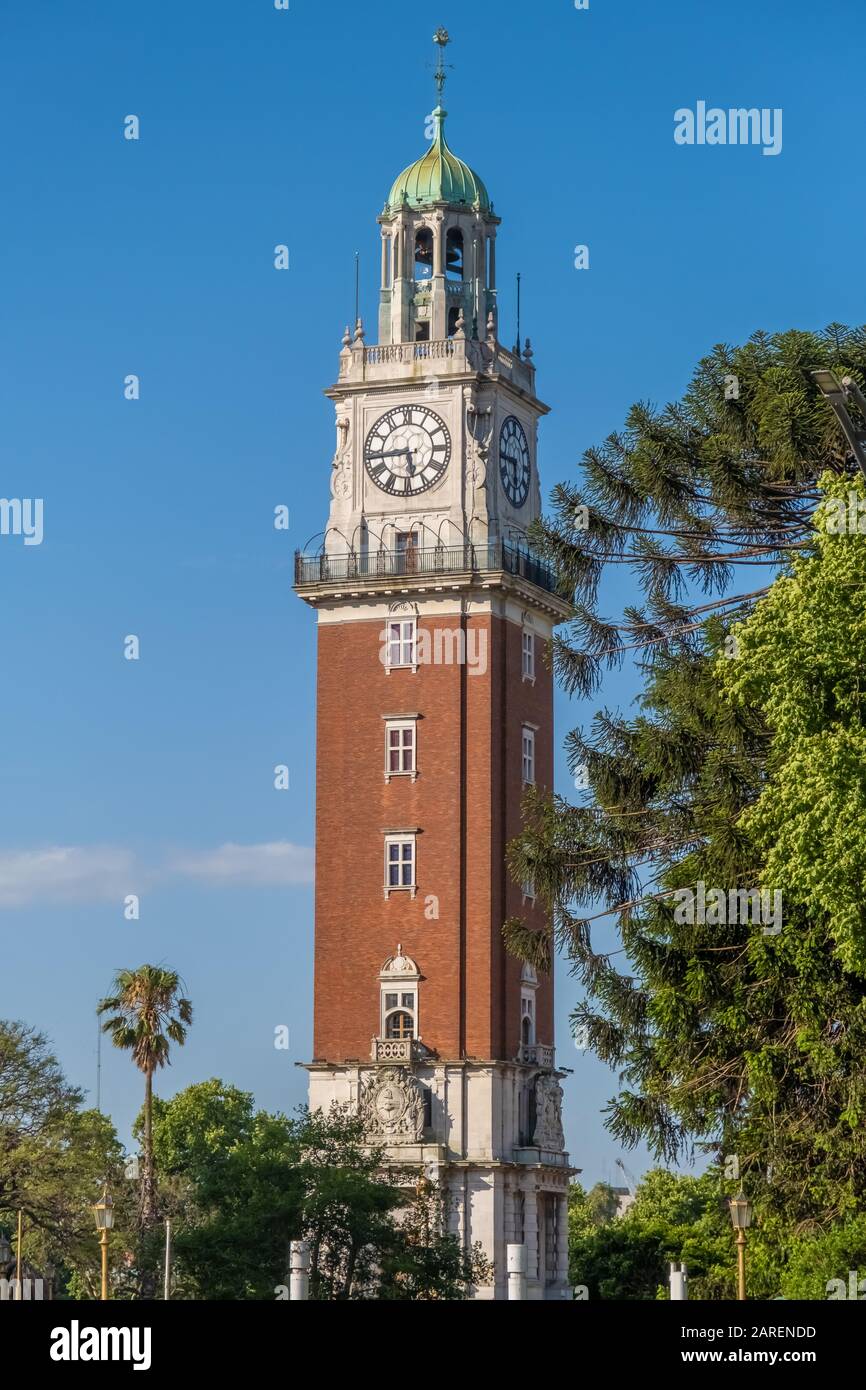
307;1057;573;1301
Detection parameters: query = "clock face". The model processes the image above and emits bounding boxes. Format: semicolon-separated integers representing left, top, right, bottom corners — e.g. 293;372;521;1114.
365;406;451;496
499;415;531;508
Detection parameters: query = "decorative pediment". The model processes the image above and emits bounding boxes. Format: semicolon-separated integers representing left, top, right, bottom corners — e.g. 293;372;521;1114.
379;943;420;981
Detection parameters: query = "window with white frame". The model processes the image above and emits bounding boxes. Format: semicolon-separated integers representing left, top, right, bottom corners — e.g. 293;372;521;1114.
381;985;418;1039
522;878;536;905
522;629;535;681
385;719;416;779
521;726;536;785
386;619;416;671
385;834;416;893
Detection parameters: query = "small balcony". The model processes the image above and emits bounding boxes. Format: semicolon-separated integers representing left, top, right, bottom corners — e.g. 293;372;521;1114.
371;1036;431;1064
517;1042;555;1069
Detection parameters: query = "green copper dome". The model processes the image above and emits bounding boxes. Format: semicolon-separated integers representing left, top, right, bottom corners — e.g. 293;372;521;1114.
386;108;491;213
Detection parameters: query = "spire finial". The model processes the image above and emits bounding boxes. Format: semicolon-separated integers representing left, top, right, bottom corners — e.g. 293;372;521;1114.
433;27;451;103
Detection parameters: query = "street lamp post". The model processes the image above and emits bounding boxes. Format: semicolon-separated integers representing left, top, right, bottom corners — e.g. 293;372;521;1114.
812;369;866;477
92;1188;115;1301
728;1192;753;1301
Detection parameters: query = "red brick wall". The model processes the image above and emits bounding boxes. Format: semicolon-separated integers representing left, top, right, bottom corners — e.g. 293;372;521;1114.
312;606;554;1063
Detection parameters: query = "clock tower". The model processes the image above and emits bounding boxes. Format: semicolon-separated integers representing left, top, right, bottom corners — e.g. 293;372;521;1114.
295;31;573;1300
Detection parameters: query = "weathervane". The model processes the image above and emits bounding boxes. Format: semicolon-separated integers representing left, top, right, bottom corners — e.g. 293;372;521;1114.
432;27;452;102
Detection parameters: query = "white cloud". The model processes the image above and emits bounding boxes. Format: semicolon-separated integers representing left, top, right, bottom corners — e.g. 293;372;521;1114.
169;841;314;887
0;841;314;908
0;846;136;907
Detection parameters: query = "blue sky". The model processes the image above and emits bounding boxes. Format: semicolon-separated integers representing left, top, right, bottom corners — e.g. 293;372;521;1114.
1;0;861;1188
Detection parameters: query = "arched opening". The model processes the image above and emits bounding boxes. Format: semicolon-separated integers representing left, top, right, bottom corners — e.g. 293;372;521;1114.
414;227;433;280
386;1010;415;1040
447;305;461;338
521;988;535;1046
445;227;463;280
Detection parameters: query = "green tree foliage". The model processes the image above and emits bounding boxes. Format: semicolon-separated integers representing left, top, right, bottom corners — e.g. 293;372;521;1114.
535;325;866;696
722;472;866;974
376;1179;492;1300
146;1081;485;1300
506;328;866;1236
570;1169;866;1301
0;1021;125;1294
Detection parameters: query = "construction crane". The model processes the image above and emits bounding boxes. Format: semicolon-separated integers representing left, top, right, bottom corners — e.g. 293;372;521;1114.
615;1157;638;1195
614;1158;639;1216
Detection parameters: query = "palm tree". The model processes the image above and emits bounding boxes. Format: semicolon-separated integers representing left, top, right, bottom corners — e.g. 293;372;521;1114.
97;965;193;1231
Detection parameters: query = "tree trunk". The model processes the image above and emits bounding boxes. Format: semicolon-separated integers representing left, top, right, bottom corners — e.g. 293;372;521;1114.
135;1067;158;1299
140;1067;157;1230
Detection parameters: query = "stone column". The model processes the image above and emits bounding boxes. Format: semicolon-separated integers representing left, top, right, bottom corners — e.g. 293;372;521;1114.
381;231;388;288
556;1191;570;1287
504;1181;515;1244
488;232;496;290
433;219;444;277
521;1175;539;1289
431;215;446;340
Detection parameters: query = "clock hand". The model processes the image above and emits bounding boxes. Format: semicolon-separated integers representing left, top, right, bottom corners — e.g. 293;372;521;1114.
377;448;411;459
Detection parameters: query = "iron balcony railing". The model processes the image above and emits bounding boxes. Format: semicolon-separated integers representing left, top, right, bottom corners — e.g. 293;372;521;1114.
294;540;561;597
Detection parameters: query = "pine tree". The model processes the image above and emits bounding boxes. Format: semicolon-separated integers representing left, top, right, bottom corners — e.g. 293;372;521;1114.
506;328;866;1228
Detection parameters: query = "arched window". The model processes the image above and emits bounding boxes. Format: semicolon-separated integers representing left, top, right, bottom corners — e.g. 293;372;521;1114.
414;227;433;280
520;989;535;1045
378;946;421;1044
445;227;463;280
447;305;461;338
385;1010;415;1040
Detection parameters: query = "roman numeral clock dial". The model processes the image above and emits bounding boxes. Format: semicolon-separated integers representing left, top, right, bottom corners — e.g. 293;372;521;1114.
364;406;451;495
499;415;531;508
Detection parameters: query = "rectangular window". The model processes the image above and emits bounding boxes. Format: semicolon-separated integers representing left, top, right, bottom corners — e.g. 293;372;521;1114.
522;727;535;785
522;630;535;681
385;835;416;892
387;620;416;670
385;720;416;777
522;878;536;905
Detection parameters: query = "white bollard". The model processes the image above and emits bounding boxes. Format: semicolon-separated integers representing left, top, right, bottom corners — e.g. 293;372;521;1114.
289;1240;311;1301
669;1261;688;1300
507;1243;527;1301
